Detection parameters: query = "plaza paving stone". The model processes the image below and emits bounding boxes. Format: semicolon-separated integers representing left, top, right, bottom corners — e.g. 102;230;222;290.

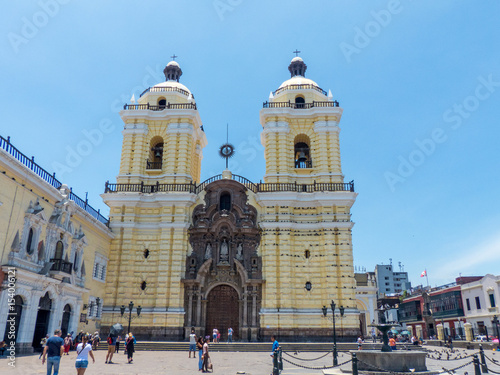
1;345;497;375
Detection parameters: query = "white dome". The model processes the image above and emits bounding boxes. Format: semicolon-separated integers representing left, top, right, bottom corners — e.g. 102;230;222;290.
166;61;180;67
153;80;191;95
291;56;303;63
278;76;320;89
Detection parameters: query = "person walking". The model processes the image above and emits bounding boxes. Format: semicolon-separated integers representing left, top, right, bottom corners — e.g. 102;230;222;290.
189;328;197;358
41;329;64;375
202;337;210;372
212;328;218;343
64;334;72;355
197;336;204;371
389;337;397;351
115;335;121;353
357;336;364;350
125;332;135;363
39;334;49;359
0;341;6;357
270;335;279;359
105;333;116;364
227;327;233;343
92;331;100;350
75;334;95;375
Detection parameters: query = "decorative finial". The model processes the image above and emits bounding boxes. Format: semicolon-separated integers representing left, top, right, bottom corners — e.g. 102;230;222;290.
170;54;178;61
293;49;301;57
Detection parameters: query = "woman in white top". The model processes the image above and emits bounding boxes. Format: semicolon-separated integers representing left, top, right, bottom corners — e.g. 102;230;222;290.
75;334;95;375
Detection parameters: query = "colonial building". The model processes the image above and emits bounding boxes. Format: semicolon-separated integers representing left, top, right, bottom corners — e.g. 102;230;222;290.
461;274;500;338
399;277;482;340
354;272;378;336
0;136;113;353
100;57;360;341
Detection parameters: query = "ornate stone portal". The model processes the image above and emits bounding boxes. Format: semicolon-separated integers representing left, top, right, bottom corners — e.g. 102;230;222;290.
182;179;263;341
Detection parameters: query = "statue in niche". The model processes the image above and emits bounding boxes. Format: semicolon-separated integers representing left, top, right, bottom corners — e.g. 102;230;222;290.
220;239;229;262
236;243;243;260
204;243;212;260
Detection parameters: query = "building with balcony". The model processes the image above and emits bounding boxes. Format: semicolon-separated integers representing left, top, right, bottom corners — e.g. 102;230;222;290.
0;136;113;353
399;277;482;339
461;274;500;338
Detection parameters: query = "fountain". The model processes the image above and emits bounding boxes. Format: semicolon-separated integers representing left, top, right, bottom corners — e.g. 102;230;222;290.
350;307;434;374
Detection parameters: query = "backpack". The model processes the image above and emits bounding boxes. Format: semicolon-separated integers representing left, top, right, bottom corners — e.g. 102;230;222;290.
107;336;113;345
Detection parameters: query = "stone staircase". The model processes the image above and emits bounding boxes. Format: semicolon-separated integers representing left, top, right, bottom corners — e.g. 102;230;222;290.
96;341;388;352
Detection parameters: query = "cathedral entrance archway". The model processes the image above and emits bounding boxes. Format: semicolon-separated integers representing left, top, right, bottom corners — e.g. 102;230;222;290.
32;292;52;349
206;285;239;342
183;178;263;341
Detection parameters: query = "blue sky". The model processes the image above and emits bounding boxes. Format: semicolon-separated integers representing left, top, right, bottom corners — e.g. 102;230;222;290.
1;1;499;286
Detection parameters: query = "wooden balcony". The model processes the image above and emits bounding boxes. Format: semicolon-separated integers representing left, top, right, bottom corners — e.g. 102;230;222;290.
50;258;73;276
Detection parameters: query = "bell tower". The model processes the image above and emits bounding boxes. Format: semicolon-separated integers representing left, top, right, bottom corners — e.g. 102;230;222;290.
261;57;343;184
257;56;359;340
117;60;207;185
101;59;207;340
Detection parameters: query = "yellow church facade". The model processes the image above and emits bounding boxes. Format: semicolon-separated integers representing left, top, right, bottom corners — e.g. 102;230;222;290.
101;57;360;341
0;136;113;353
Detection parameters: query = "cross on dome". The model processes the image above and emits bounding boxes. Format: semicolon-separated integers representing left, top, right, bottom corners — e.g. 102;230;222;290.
170;54;178;61
293;49;301;57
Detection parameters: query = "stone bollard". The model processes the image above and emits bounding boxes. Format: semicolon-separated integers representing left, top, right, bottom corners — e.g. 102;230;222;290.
465;322;473;342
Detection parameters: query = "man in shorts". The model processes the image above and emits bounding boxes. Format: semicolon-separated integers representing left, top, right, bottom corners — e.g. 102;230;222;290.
105;334;116;364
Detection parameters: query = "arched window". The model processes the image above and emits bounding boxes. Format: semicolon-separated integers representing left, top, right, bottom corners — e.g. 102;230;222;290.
158;98;166;109
295;142;311;168
73;251;79;271
147;136;164;170
55;240;64;259
295;96;305;109
220;192;231;211
26;228;34;254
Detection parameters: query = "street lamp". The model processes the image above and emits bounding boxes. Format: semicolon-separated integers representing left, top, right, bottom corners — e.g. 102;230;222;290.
493;315;499;339
120;301;142;334
322;300;345;366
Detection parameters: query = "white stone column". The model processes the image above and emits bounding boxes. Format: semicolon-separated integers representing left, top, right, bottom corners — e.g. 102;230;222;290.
187;289;193;327
48;298;63;335
0;289;10;339
18;291;41;345
68;302;81;336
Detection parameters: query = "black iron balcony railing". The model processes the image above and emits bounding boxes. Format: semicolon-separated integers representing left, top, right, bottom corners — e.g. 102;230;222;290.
0;135;109;226
146;160;162;170
123;103;197;111
273;84;328;96
295;160;313;168
50;258;73;274
140;86;193;98
262;100;339;109
104;178;355;195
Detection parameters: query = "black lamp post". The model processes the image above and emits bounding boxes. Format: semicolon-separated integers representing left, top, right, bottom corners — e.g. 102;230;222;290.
493;315;499;339
322;300;344;366
120;301;142;334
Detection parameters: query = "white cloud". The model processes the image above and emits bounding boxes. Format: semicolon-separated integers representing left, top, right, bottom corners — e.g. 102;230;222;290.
431;233;500;284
